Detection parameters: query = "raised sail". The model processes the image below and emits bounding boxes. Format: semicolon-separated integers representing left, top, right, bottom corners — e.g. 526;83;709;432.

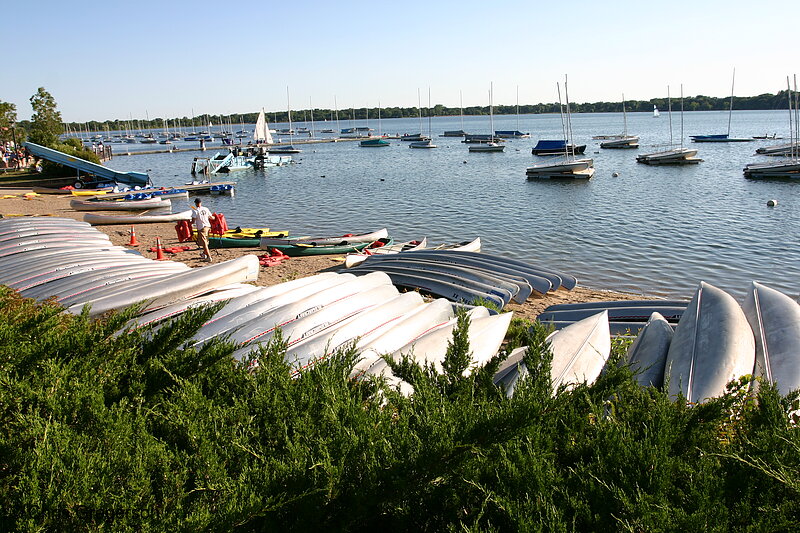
254;108;273;144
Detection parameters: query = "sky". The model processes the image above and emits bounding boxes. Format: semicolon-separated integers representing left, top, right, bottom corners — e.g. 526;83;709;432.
4;0;799;122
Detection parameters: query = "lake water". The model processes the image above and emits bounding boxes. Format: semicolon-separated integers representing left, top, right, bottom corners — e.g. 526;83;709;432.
102;109;799;300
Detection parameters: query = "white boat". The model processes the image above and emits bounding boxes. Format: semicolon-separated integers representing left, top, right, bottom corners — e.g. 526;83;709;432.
410;89;437;149
637;85;702;166
65;255;261;317
744;76;800;179
344;237;426;268
70;197;172;212
496;311;611;398
664;281;755;403
653;105;660;118
469;83;504;153
527;78;594;179
625;312;674;388
743;281;800;396
285;292;429;373
83;210;193;225
600;94;639;149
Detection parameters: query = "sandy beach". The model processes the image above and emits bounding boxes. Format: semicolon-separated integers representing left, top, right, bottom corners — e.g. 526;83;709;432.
0;187;649;321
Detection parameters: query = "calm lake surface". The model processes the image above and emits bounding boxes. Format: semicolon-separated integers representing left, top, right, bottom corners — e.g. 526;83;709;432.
103;109;799;300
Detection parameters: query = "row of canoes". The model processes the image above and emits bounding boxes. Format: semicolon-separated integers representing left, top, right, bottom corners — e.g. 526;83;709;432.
348;249;577;310
500;280;800;404
0;218;512;391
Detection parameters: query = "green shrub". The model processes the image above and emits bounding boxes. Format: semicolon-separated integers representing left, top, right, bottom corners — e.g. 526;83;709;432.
0;290;798;530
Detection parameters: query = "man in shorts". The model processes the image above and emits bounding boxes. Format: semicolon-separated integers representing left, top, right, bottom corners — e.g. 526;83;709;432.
191;198;215;262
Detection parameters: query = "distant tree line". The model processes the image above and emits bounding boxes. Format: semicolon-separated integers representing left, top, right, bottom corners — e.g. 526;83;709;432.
64;90;798;131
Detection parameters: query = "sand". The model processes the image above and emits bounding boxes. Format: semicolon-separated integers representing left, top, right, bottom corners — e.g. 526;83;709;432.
0;187;648;322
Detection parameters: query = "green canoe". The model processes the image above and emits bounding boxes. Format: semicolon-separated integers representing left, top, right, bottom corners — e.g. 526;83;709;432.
265;238;393;257
209;236;261;249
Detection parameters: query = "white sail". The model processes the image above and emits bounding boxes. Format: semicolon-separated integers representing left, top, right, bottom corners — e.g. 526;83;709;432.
653;105;660;118
254;108;273;144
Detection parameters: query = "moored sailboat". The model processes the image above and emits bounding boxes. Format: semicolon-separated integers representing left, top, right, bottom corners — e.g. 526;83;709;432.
469;83;505;153
637;85;702;165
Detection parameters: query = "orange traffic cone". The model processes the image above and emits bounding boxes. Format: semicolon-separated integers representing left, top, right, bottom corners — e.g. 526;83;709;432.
127;225;139;246
155;237;166;260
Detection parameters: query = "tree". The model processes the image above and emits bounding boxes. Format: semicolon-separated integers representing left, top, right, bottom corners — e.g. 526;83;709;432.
29;87;62;147
0;101;16;144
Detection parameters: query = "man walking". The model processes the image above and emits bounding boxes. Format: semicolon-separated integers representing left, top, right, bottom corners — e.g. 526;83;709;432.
191;198;215;262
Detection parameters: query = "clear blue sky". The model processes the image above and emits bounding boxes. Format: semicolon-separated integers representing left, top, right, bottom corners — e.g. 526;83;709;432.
4;0;798;122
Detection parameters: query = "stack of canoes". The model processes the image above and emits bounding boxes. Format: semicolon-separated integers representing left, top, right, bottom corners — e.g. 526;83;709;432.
348;249;576;310
259;228;391;256
0;217;514;394
500;280;800;405
0;217;259;317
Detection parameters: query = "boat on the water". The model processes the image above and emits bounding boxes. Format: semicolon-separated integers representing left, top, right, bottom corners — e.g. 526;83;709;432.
360;138;390;147
527;78;594;179
690;68;754;143
468;83;505;154
744;76;800;179
599;94;639;149
495;130;530;138
531;140;587;156
637;85;702;166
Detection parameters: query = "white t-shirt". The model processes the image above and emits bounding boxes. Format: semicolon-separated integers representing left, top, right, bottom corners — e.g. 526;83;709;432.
192;206;212;230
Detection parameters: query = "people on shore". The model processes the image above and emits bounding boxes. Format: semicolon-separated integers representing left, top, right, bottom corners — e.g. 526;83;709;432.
191;198;215;262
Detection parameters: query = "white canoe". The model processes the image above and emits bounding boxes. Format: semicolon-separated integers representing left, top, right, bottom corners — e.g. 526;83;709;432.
0;226;103;243
84;210;193;225
626;312;674;388
344;238;427;268
223;272;393;349
232;283;402;363
192;274;357;345
70;197;171;212
495;312;611;397
743;281;800;396
349;298;457;378
0;239;116;259
285;291;427;372
665;282;755;403
65;255;261;316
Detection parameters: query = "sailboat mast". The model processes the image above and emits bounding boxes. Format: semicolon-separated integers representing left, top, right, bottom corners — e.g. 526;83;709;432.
459;90;464;131
727;68;736;137
680;84;685;149
286;86;293;143
378;99;382;136
516;85;520;131
564;75;575;159
667;86;673;146
794;74;799;161
334;95;340;135
428;87;432;137
557;83;568;151
489;82;495;142
417;88;423;133
309;97;315;138
622;93;628;136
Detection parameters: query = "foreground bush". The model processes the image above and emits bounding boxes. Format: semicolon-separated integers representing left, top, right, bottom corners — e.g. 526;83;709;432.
0;288;799;531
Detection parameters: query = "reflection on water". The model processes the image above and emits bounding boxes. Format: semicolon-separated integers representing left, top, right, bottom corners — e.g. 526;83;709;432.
104;110;800;300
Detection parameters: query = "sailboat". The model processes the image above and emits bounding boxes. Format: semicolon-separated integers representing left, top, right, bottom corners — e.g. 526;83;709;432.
496;86;531;138
600;94;639;149
269;88;302;154
401;90;430;142
360;100;390;147
744;75;800;179
653;105;660;118
410;88;437;148
442;90;468;137
526;77;594;179
691;68;754;143
469;83;505;153
637;85;702;165
253;108;274;145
